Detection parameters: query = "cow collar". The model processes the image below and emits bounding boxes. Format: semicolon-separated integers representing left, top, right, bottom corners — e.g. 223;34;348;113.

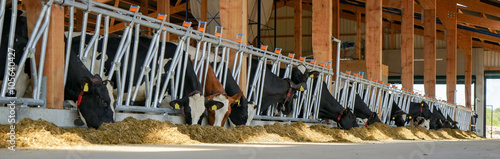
282;79;294;105
337;108;346;122
364;112;377;127
188;90;201;96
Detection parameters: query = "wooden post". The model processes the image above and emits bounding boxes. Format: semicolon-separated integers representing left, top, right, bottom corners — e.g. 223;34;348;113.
356;9;362;60
24;0;65;109
423;2;436;97
220;0;248;94
158;0;170;41
458;30;472;108
312;0;332;64
390;23;395;50
332;0;339;66
401;0;414;90
437;0;457;103
365;0;382;80
294;0;302;58
201;0;208;21
140;0;150;35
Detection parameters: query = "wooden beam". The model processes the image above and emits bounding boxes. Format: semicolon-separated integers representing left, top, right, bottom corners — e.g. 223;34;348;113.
356;9;362;60
365;0;383;80
437;0;457;103
294;0;303;58
25;0;65;109
424;6;436;97
158;0;170;41
312;0;332;64
457;13;500;33
418;0;436;9
390;23;395;49
201;0;208;21
457;0;500;21
401;0;414;90
332;0;340;67
220;0;248;94
485;67;500;71
458;30;472;108
46;5;66;109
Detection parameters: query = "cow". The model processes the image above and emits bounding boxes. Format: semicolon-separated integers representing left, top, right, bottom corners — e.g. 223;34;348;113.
429;107;452;130
312;80;358;130
200;63;243;126
408;101;432;129
248;59;309;116
390;101;408;127
339;88;382;127
447;115;459;129
214;62;255;126
64;51;115;129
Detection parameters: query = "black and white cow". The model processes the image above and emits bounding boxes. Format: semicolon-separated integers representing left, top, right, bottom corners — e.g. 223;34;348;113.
429;107;452;130
447;115;459;129
313;80;358;130
408;101;432;129
65;51;115;129
339;88;381;126
248;59;309;116
390;101;408;127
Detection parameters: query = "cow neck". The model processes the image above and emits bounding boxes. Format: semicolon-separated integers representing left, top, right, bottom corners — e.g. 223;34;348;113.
364;112;376;127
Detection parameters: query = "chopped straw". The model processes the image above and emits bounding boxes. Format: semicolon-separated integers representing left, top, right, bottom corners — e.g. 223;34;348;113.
0;118;483;148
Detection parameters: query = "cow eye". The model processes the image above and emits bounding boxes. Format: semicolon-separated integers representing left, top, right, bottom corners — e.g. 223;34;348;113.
102;99;108;105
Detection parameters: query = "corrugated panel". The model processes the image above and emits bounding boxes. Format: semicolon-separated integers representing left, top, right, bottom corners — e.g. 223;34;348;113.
484;51;500;67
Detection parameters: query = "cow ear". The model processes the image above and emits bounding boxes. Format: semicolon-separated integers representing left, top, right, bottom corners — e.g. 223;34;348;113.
205;100;224;110
291;82;307;91
308;71;320;78
169;97;188;109
230;92;244;106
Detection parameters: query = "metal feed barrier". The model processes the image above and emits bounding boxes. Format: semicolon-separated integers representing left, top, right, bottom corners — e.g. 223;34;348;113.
336;71;474;130
0;0;473;129
0;0;340;123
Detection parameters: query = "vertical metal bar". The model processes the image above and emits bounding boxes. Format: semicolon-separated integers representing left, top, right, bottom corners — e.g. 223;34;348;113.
153;30;167;107
100;16;110;76
1;0;18;97
79;11;89;60
90;14;103;74
178;36;191;99
0;0;6;47
64;6;75;86
126;24;140;105
36;6;51;100
106;25;132;80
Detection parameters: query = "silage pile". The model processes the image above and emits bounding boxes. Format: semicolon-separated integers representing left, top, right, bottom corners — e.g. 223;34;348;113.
0;118;482;148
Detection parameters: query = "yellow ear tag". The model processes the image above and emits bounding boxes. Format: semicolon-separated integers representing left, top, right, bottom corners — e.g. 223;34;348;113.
174;103;180;109
310;74;315;78
300;86;305;91
408;116;412;119
212;105;217;110
236;99;240;106
83;83;89;92
392;117;395;120
421;103;424;107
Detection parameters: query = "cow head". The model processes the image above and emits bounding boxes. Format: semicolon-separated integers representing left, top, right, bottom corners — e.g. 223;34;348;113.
228;95;255;126
392;111;408;127
278;81;307;115
447;115;459;129
205;92;243;126
169;92;223;125
338;108;359;130
78;75;115;129
415;117;430;130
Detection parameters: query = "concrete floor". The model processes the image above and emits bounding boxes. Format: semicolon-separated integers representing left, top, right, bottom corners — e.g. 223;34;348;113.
3;140;499;159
